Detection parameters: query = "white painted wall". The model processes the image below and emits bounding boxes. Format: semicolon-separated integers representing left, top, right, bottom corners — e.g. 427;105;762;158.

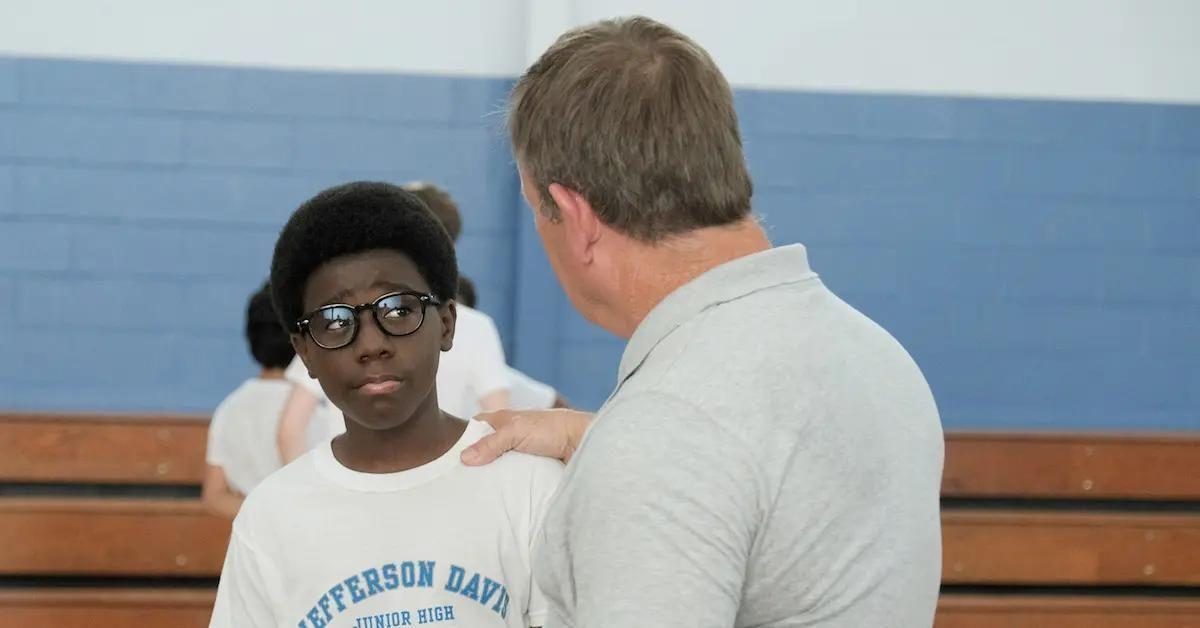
563;0;1200;103
3;0;1198;103
0;0;528;76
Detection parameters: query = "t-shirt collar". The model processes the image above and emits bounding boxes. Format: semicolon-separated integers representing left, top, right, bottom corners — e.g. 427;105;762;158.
312;419;490;492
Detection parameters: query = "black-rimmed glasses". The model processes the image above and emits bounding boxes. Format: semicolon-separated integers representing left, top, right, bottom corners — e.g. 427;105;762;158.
295;291;440;350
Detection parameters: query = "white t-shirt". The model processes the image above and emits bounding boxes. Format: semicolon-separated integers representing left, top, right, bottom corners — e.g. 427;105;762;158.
504;368;557;411
285;305;511;419
210;420;563;628
206;378;344;496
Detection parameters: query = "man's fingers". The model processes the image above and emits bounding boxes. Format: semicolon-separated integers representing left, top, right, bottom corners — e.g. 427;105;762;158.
462;410;533;466
460;430;514;466
463;408;591;466
473;409;520;431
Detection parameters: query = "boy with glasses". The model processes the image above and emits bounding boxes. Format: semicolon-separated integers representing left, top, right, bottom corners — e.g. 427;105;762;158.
275;182;512;463
210;182;561;628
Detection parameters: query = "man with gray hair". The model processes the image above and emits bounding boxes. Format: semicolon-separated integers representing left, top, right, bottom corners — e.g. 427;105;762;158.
464;16;943;627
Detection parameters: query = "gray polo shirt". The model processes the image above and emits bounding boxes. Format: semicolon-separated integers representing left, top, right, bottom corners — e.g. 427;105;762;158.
534;244;944;627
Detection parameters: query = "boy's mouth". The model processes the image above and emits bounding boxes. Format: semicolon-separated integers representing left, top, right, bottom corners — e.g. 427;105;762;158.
356;374;404;396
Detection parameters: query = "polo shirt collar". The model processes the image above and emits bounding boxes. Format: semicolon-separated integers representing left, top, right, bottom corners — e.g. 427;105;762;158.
617;244;817;386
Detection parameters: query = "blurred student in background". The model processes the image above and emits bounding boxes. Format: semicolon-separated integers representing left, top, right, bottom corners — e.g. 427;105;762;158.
202;283;340;519
458;275;570;411
275;182;512;463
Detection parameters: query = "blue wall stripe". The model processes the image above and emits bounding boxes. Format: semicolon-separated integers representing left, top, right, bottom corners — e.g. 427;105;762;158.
0;56;1196;431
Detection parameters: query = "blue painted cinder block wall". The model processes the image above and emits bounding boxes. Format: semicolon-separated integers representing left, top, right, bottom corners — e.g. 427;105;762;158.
0;57;518;411
1;57;1197;429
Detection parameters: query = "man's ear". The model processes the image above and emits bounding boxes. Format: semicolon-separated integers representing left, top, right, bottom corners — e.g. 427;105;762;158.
439;300;457;352
290;334;313;377
547;183;602;263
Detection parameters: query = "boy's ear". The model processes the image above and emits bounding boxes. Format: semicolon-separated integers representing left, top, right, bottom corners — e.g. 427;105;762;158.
290;334;313;377
439;300;457;353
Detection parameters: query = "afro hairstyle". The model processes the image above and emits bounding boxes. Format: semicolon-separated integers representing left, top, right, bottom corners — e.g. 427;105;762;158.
245;281;295;369
269;181;458;331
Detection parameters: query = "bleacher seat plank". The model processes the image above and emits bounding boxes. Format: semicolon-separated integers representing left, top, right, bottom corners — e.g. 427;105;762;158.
3;415;1198;625
942;510;1200;586
0;413;209;485
943;432;1200;500
0;498;229;576
936;594;1200;628
0;588;215;628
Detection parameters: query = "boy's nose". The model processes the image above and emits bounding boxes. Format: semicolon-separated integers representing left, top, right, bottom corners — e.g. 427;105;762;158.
354;315;393;362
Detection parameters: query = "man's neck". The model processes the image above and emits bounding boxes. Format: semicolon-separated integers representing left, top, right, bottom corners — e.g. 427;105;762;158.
611;218;771;338
333;397;466;474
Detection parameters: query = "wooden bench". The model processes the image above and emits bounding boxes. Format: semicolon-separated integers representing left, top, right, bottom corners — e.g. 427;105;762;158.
2;413;1199;626
937;595;1200;628
0;413;224;628
937;432;1200;627
941;432;1200;501
941;510;1200;586
0;498;228;577
0;588;216;628
0;413;209;485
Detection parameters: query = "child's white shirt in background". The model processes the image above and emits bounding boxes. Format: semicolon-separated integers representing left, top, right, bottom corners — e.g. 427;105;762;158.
206;378;342;496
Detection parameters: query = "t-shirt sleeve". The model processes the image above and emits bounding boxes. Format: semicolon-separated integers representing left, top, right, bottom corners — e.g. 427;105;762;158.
284;355;326;399
210;526;284;628
524;457;565;627
205;402;230;467
468;314;510;399
553;393;759;627
507;367;557;410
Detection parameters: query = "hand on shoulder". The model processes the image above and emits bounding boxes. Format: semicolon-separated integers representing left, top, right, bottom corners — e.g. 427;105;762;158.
461;408;593;465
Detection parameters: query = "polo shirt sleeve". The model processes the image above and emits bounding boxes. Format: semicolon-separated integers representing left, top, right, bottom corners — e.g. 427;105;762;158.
548;392;760;626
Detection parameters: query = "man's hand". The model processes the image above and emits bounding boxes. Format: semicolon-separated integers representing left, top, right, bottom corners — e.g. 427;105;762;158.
462;408;593;465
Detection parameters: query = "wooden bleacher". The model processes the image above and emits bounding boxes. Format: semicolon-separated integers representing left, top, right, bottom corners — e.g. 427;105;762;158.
0;413;209;485
0;414;1197;627
938;432;1200;626
0;498;228;576
0;588;216;628
0;413;221;628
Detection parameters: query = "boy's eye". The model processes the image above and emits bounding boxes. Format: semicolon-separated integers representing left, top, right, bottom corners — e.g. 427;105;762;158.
324;319;350;333
324;317;354;334
383;307;412;319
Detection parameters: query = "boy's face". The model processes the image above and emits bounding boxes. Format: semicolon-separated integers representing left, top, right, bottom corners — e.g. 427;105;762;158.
292;249;455;431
